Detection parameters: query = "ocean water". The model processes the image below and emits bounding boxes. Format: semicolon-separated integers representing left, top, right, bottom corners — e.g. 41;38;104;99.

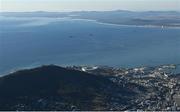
0;17;180;75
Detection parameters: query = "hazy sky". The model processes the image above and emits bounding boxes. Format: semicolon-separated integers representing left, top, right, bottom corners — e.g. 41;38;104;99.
1;0;180;12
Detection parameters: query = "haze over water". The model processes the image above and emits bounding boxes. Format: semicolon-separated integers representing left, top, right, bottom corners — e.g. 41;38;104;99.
0;17;180;75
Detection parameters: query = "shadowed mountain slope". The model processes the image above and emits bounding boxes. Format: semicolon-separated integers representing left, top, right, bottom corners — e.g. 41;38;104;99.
0;65;134;111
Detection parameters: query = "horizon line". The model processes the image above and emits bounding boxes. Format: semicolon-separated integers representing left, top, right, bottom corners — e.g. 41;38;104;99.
1;9;180;13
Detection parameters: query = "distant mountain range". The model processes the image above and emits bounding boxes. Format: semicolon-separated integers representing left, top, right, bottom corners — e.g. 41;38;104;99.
1;10;180;27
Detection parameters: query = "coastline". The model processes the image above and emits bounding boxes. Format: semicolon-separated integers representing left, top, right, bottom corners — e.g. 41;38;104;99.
1;63;180;77
70;18;180;29
1;15;180;29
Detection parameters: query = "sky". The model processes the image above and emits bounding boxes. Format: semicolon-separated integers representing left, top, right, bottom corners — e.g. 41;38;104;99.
1;0;180;12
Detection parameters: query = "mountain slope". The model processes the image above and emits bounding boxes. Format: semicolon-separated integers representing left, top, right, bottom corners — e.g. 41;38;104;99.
0;65;134;111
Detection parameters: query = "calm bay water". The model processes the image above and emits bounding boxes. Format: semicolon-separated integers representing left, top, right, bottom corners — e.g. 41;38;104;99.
0;17;180;75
